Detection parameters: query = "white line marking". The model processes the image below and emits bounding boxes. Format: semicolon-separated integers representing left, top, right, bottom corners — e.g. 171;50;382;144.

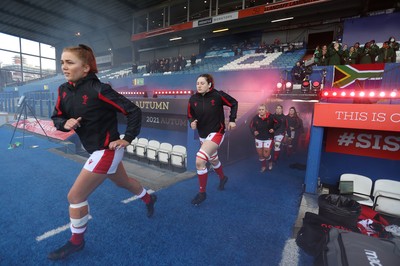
36;215;92;242
37;190;156;242
121;189;155;204
279;238;299;266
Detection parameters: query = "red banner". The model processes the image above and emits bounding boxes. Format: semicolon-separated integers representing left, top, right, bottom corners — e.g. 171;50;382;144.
314;103;400;132
10;119;75;140
326;128;400;160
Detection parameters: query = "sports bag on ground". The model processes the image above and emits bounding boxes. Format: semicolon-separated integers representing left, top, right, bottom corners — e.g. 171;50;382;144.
315;227;400;266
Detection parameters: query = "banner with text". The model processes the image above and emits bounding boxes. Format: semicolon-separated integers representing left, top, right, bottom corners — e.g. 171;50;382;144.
326;128;400;160
133;98;187;115
121;98;188;131
10;119;75;140
313;103;400;132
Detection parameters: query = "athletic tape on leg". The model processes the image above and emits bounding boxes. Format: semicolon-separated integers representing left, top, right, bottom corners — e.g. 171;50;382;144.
212;161;221;169
196;149;210;162
70;201;89;228
137;188;147;198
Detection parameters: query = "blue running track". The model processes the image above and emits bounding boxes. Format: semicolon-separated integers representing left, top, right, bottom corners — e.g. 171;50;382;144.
0;126;313;265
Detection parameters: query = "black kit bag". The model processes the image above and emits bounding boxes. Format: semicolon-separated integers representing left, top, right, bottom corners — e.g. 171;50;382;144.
318;194;361;229
296;212;358;257
315;228;400;266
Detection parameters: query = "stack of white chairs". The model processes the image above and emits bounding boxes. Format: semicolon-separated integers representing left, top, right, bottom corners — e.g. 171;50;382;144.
158;142;173;165
146;140;160;162
373;179;400;217
170;145;187;168
135;138;148;158
122;138;187;169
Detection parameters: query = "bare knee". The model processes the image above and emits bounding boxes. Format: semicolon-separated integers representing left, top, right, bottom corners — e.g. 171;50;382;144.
195;158;207;170
67;190;86;204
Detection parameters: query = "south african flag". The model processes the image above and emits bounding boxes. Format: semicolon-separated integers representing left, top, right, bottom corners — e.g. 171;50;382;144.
333;63;385;89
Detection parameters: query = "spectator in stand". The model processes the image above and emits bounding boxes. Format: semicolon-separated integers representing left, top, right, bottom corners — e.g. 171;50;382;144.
359;42;373;64
377;41;396;63
328;41;342;65
273;38;281;52
340;44;348;64
346;46;358;65
131;62;138;74
388;36;399;51
190;54;197;66
180;56;186;71
353;42;361;64
313;46;321;65
388;36;398;62
317;45;329;66
369;40;380;63
286;43;295;53
291;61;305;84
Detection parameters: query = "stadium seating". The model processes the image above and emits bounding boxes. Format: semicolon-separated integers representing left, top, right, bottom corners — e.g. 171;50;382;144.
158;142;173;165
126;138;138;156
170;145;187;168
135;137;149;158
146;140;161;162
373;179;400;217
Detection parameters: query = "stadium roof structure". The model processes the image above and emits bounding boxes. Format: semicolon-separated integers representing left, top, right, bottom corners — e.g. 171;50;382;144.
0;0;398;53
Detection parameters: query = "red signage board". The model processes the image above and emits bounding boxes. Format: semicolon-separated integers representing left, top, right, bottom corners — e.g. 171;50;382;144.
326;128;400;160
314;103;400;132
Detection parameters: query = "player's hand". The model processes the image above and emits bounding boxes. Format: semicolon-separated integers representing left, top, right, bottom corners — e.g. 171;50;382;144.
228;122;236;130
254;131;259;136
64;117;82;130
109;139;129;150
190;120;198;130
269;129;274;133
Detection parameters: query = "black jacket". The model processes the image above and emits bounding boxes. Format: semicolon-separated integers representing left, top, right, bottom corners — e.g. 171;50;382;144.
249;113;278;140
272;113;287;135
51;73;141;153
188;88;238;138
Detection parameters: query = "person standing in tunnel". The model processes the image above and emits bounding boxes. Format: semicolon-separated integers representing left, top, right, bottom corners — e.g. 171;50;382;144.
271;104;287;166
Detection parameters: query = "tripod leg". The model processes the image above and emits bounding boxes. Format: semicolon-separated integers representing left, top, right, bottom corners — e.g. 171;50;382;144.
9;103;26;147
25;103;50;139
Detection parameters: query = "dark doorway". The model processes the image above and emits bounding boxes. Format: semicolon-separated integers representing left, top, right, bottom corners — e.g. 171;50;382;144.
307;31;334;54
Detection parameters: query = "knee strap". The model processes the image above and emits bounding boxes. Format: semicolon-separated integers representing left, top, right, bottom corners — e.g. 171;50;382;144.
209;151;218;162
196;149;210;162
70;201;89;228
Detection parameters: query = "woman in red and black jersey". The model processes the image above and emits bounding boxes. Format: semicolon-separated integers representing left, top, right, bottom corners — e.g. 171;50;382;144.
48;44;156;260
187;73;238;205
250;104;279;172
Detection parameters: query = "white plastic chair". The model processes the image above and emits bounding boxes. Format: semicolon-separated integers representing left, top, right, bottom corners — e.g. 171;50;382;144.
158;142;173;165
135;138;148;158
373;179;400;217
170;145;187;168
146;140;160;162
126;138;138;155
340;173;374;206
